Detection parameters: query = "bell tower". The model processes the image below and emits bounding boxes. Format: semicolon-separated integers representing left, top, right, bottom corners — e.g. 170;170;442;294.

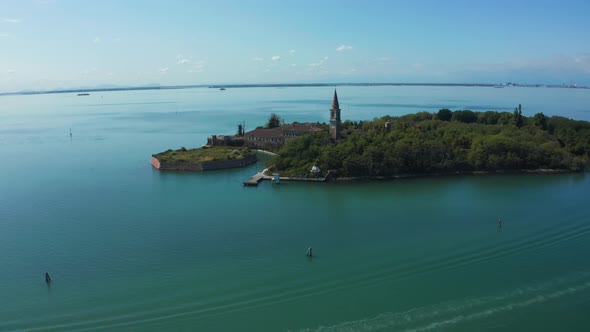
330;89;341;140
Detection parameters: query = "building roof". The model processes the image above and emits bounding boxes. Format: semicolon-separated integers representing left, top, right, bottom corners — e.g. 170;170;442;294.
331;89;340;110
245;123;321;138
245;128;283;138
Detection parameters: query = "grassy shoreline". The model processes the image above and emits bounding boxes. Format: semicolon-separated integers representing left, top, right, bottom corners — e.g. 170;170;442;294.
153;146;254;164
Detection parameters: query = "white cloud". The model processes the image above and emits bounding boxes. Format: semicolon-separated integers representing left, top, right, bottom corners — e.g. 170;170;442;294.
188;60;206;73
252;56;263;61
572;53;590;73
80;68;97;76
336;45;353;51
342;68;357;75
178;58;190;65
159;68;169;74
308;56;328;68
271;55;281;61
113;37;121;42
291;64;297;67
3;18;21;24
93;37;101;44
0;32;15;39
7;69;15;74
289;49;296;54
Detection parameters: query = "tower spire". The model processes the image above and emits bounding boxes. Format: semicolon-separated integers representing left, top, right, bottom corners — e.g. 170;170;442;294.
329;89;341;140
331;89;340;110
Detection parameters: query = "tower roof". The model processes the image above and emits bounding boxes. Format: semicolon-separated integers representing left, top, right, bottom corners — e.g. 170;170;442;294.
331;89;340;110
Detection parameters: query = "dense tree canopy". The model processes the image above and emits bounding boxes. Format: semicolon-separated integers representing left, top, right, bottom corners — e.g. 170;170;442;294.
437;108;452;121
268;109;590;178
266;113;283;129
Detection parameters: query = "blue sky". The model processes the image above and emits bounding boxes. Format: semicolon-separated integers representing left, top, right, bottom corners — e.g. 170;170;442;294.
1;0;589;91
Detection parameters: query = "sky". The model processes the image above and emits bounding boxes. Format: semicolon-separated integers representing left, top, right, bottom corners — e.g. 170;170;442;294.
1;0;590;91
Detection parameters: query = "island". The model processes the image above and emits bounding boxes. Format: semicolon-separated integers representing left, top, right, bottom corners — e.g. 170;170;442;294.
151;146;257;171
152;90;589;180
267;105;590;180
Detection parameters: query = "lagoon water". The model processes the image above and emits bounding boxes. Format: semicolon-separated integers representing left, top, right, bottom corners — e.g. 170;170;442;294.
1;86;590;331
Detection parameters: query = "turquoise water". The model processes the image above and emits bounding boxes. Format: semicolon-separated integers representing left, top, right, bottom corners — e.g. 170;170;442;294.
1;86;590;331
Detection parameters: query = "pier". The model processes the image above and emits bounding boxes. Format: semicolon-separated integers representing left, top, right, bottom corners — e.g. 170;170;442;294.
243;173;265;186
244;167;277;186
243;169;332;186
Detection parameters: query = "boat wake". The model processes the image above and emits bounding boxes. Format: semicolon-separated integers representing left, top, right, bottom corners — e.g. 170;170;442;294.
298;272;590;332
4;212;590;331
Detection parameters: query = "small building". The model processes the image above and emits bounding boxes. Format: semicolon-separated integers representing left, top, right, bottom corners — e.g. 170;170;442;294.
207;134;244;147
243;128;285;148
385;121;392;132
206;123;246;147
272;173;280;184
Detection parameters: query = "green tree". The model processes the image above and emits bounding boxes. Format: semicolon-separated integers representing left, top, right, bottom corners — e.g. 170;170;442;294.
514;105;524;128
477;111;500;125
266;113;282;129
452;110;477;123
437;108;452;121
533;112;548;130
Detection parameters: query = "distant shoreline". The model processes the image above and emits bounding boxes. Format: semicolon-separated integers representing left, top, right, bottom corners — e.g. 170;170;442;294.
1;82;588;97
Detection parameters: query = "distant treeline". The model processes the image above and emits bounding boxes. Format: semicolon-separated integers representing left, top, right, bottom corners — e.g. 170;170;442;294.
268;108;590;177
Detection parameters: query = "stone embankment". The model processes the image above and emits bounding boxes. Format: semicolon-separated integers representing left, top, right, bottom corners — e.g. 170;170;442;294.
151;154;257;171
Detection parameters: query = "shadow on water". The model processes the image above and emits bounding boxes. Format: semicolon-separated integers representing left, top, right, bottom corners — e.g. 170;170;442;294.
570;171;587;182
468;172;588;190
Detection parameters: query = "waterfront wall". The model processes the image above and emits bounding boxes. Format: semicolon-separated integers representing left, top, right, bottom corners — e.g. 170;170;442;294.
151;154;257;171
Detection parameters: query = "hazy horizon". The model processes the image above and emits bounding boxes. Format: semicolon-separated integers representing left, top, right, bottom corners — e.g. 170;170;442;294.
1;0;590;92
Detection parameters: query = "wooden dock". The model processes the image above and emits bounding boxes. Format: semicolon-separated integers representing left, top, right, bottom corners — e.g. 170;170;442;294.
243;172;266;186
243;169;334;186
